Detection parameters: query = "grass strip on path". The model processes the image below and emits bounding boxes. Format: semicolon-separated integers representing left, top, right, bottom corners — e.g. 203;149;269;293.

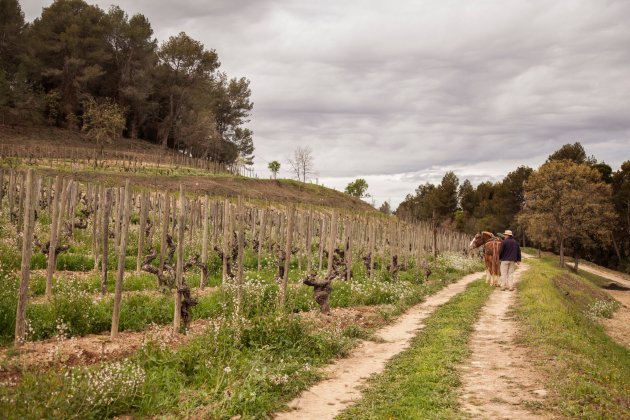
338;280;493;419
516;257;630;418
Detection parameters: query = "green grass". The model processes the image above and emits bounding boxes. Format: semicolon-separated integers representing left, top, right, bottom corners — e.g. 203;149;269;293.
29;272;162;297
0;252;484;346
0;312;355;419
515;257;630;418
0;235;485;417
338;280;493;419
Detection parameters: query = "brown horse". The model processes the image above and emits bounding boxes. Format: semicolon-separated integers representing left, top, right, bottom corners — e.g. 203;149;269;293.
470;231;502;286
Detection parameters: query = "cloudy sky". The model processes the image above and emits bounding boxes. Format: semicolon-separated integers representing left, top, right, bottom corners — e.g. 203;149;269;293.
22;0;630;207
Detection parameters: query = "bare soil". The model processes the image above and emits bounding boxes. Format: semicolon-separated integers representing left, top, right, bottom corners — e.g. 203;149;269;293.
275;271;485;420
0;125;171;153
298;305;389;332
0;319;212;382
459;263;551;419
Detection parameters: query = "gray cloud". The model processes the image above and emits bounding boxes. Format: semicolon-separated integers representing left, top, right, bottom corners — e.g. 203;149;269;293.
22;0;630;207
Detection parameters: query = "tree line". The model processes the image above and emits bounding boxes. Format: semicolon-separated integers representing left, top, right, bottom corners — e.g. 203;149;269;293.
396;142;630;272
0;0;254;164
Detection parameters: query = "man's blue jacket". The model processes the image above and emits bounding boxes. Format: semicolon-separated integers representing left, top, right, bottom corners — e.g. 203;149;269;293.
499;237;521;262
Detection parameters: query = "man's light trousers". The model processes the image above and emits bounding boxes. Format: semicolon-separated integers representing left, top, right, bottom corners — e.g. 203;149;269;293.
500;261;516;289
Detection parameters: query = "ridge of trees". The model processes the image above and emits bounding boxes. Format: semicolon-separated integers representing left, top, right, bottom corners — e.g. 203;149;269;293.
0;0;254;165
396;142;630;272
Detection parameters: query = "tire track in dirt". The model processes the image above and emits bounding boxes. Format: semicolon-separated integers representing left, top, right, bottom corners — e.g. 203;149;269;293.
274;271;485;420
459;262;550;419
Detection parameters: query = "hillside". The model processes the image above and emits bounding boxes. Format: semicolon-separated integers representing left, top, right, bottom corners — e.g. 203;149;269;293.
0;126;375;212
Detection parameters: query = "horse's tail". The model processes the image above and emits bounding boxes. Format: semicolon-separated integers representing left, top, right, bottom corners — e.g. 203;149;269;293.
492;241;501;275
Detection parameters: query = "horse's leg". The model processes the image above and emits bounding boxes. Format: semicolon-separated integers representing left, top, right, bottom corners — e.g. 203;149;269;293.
493;245;500;286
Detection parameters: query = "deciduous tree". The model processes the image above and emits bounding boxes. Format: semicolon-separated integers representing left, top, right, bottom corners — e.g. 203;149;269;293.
81;96;126;144
518;161;615;267
268;161;280;179
612;161;630;264
345;178;370;198
288;146;314;182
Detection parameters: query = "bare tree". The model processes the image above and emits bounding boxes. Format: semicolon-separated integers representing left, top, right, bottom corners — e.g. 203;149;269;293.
288;146;314;182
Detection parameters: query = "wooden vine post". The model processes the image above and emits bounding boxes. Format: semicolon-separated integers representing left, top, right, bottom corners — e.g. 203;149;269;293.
317;216;324;271
221;199;230;282
305;209;313;272
91;185;100;271
159;192;170;277
432;210;438;257
327;211;338;276
15;169;37;344
369;223;376;280
111;180;131;339
346;218;353;281
7;170;15;223
279;205;295;310
100;188;112;295
56;179;71;240
235;196;245;317
200;196;209;288
45;176;62;299
16;173;24;238
0;169;4;205
137;191;148;273
68;181;78;238
173;184;185;333
115;187;124;251
257;208;267;272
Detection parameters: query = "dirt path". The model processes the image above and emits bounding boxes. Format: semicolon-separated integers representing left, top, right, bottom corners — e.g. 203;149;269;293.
459;262;550;419
571;262;630;350
601;289;630;350
275;271;485;420
577;264;630;350
578;263;630;289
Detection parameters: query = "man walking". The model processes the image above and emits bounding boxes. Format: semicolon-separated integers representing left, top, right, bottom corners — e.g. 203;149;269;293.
499;229;521;291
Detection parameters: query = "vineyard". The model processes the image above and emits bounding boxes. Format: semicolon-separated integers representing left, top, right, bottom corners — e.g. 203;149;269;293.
0;163;478;418
2;0;629;416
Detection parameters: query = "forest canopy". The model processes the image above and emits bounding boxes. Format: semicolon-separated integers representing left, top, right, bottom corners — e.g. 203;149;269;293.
396;142;630;272
0;0;254;164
